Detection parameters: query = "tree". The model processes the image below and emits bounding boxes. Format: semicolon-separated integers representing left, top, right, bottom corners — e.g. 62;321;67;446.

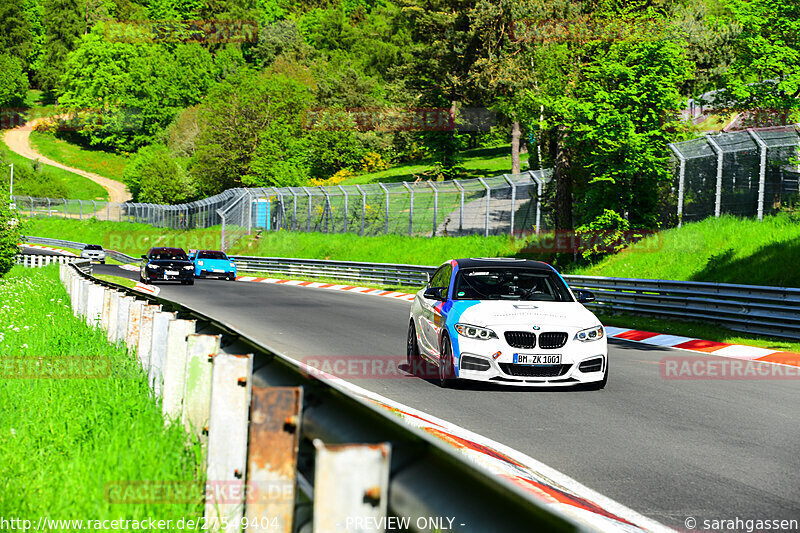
0;202;22;277
723;0;800;117
0;0;34;69
123;144;196;204
0;54;29;108
37;0;84;91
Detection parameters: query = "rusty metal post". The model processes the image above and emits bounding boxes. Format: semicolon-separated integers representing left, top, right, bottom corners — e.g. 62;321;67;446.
181;334;221;440
126;300;145;352
245;387;303;533
205;353;253;533
162;319;197;421
312;441;391;533
137;304;161;370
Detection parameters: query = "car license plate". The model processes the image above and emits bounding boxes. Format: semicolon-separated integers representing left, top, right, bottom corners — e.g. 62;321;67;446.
165;270;179;276
513;354;561;365
213;269;224;273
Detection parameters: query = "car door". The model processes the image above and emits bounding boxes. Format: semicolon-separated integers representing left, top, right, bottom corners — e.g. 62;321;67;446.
419;264;452;356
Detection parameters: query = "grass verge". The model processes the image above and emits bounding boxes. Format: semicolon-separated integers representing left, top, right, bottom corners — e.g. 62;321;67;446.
0;266;203;522
94;273;137;288
29;132;128;182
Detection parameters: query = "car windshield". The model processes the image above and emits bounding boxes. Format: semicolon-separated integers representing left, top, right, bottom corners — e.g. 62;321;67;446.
197;251;227;260
452;268;574;302
150;251;188;260
84;245;102;250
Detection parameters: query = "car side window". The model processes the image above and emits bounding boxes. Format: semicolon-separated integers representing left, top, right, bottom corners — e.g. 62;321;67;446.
429;264;452;292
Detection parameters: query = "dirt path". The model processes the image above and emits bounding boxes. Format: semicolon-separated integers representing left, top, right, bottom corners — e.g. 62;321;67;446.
3;118;132;203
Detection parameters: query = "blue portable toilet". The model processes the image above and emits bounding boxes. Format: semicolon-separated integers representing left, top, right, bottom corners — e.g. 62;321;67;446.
253;199;271;230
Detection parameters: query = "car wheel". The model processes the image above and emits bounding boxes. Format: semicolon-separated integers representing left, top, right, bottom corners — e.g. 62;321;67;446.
438;334;455;388
139;274;145;283
187;279;194;286
407;320;422;374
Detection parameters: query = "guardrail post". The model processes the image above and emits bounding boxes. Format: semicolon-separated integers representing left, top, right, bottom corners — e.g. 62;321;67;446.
478;177;490;237
312;440;391;533
403;182;413;236
137;304;161;370
86;284;105;328
162;319;197;421
706;135;724;217
746;128;768;221
106;292;122;342
182;334;220;440
355;185;366;236
126;300;146;352
115;296;134;347
669;143;687;227
379;183;389;234
148;311;178;396
245;387;303;533
205;353;253;533
428;181;439;237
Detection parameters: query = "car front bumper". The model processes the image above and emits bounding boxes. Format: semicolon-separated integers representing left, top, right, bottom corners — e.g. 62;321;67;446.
146;269;194;281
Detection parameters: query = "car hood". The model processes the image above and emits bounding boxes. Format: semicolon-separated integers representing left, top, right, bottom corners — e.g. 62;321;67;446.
455;300;600;329
196;258;234;267
147;259;193;267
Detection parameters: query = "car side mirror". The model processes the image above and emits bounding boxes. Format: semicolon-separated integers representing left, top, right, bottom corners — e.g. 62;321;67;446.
141;255;148;260
424;287;446;301
574;289;595;303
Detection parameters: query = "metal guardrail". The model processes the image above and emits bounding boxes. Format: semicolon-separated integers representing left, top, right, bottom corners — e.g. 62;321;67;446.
63;262;586;533
26;235;800;339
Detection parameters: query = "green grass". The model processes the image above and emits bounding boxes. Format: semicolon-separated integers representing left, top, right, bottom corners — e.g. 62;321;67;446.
342;146;531;185
0;266;203;524
29;132;128;182
94;273;137;288
0;143;109;201
599;312;800;354
569;213;800;287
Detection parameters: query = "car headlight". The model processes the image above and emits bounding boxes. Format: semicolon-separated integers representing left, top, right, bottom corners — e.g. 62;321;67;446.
148;264;160;269
229;262;235;268
455;323;497;340
183;265;193;270
197;261;204;266
574;325;604;342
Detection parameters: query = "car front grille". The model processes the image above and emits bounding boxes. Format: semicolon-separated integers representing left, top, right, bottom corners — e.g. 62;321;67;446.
504;331;537;349
498;363;571;378
538;332;568;349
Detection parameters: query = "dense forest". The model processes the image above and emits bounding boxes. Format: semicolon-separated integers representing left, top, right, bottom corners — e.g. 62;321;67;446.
0;0;797;231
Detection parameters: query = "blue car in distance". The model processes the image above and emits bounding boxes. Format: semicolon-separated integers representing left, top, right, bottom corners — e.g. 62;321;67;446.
189;250;237;280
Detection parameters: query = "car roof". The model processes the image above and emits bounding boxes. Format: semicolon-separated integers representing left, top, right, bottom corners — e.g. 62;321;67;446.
196;249;225;254
149;247;186;254
451;258;554;272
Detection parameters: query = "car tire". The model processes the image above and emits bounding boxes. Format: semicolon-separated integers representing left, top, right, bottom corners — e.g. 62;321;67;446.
139;274;145;283
187;279;194;286
407;320;423;375
438;334;456;388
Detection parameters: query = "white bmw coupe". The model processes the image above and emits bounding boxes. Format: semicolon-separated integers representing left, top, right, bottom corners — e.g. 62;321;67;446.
407;258;608;388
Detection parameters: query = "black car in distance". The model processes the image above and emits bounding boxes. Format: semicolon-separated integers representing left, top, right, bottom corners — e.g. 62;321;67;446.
140;247;195;285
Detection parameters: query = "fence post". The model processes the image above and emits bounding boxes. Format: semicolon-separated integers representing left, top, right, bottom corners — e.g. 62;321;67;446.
355;184;366;236
289;189;298;230
706;135;724;218
78;200;83;220
379;183;389;234
92;200;97;218
217;209;226;253
403;182;413;236
247;190;253;235
668;143;687;227
338;185;348;233
319;187;332;233
46;198;50;216
746;128;768;221
29;196;33;217
478;178;490;237
453;180;464;234
64;198;67;217
428;181;439;237
503;174;516;235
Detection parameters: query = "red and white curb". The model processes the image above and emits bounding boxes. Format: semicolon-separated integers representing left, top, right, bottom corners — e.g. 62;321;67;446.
236;276;416;302
21;243;77;256
133;282;160;296
297;362;671;533
605;327;800;368
118;264;140;272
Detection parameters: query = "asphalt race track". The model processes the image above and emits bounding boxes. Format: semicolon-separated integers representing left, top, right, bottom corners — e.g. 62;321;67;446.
96;265;800;529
